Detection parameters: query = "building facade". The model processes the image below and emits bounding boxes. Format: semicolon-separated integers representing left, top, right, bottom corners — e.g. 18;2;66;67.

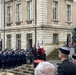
0;0;1;37
3;0;76;54
0;0;5;50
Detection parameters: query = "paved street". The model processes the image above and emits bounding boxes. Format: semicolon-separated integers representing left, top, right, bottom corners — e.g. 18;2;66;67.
49;60;61;73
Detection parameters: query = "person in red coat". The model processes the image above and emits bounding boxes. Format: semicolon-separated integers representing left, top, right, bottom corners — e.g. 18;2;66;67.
37;46;44;60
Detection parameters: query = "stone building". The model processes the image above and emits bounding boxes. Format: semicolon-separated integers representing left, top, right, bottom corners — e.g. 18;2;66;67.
0;0;1;48
3;0;76;55
0;0;5;50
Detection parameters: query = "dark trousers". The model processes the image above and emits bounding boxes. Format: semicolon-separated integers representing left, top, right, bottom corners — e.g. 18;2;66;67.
2;61;6;69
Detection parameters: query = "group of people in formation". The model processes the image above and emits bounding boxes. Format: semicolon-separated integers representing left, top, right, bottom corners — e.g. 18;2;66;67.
0;44;46;69
35;46;76;75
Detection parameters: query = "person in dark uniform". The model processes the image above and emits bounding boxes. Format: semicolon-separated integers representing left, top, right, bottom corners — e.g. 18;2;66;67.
25;45;33;64
16;51;19;66
11;51;16;68
58;46;76;75
0;51;2;68
43;50;46;61
72;54;76;64
7;50;12;68
32;44;37;60
1;51;7;69
21;50;26;64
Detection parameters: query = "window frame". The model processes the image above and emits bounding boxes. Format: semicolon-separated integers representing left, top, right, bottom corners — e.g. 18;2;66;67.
53;33;58;45
16;34;21;50
27;0;32;21
66;4;71;22
7;35;11;49
7;5;12;23
16;2;22;22
52;0;58;20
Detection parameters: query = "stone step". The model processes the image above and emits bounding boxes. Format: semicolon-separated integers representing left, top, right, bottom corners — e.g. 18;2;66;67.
7;71;15;74
13;71;33;75
20;67;28;70
25;64;34;68
22;70;34;74
8;67;34;75
28;68;34;72
7;70;31;75
0;64;34;75
13;69;22;72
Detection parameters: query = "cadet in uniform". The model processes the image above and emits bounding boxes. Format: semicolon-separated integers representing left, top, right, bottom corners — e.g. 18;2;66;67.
32;44;37;60
1;51;7;69
21;50;26;64
0;51;2;68
11;51;16;68
58;46;76;75
7;51;12;68
25;45;33;64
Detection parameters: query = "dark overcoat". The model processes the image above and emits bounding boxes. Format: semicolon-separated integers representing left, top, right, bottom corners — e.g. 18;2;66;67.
58;59;76;75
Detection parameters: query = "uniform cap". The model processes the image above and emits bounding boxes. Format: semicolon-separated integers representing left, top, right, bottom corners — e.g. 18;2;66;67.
59;46;70;55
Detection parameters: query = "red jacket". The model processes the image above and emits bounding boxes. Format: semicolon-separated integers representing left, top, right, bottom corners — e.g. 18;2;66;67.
41;48;44;54
37;48;44;55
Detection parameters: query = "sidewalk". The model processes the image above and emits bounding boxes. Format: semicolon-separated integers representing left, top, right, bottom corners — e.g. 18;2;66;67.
49;60;61;68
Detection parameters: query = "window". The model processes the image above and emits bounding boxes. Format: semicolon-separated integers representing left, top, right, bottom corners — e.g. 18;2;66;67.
53;34;58;44
52;1;58;20
27;34;32;47
7;6;11;23
27;34;32;39
16;3;21;22
7;35;11;49
16;34;21;50
67;4;71;22
27;0;32;21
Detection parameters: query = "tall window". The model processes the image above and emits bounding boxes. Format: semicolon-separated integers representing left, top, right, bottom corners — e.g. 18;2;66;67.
52;1;58;20
27;34;32;47
7;6;11;23
7;35;11;49
16;3;21;22
53;33;58;44
27;0;32;21
16;34;21;50
67;4;71;22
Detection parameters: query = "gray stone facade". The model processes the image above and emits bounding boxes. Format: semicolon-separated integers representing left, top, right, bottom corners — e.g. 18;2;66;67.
2;0;76;55
0;0;5;50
